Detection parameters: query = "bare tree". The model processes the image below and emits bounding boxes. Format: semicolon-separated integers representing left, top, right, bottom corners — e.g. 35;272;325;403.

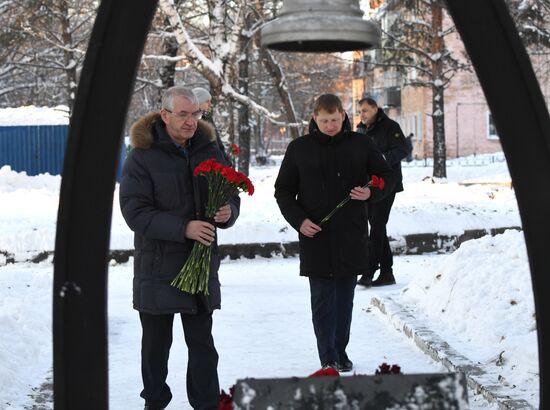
372;0;469;178
370;0;550;178
0;0;96;111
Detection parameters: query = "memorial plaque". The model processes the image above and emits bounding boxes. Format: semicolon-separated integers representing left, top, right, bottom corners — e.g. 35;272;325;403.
233;373;468;409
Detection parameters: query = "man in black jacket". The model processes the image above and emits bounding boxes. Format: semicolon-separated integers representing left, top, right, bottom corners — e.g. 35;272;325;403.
356;97;410;288
274;94;394;373
120;86;240;410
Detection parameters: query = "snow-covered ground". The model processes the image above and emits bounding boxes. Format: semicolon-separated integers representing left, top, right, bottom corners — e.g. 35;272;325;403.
0;148;538;409
0;153;520;256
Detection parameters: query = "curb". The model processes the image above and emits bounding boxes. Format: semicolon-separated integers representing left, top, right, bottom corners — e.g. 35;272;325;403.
370;296;535;410
0;226;520;265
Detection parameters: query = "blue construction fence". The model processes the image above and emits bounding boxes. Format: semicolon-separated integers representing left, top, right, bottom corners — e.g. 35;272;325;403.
0;124;126;181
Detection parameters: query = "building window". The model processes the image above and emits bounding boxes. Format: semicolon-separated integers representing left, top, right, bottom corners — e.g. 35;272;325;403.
487;112;499;140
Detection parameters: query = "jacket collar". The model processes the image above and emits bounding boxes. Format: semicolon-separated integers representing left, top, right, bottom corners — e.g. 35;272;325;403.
308;112;352;143
129;112;216;151
358;107;388;131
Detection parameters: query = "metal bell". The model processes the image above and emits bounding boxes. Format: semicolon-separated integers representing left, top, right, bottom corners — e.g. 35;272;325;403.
261;0;381;53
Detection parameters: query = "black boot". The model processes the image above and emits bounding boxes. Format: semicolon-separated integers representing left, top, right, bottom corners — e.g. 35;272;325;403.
372;271;396;287
357;275;373;288
336;352;353;372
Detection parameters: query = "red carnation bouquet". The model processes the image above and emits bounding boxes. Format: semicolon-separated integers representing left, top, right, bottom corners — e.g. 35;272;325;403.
171;158;254;294
318;175;385;226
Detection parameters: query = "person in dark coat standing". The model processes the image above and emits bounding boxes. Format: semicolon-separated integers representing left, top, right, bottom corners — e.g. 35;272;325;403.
274;94;394;373
119;86;240;410
192;86;231;164
356;97;410;288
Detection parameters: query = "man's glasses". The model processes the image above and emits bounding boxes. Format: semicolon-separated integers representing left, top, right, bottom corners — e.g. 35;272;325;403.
164;108;203;121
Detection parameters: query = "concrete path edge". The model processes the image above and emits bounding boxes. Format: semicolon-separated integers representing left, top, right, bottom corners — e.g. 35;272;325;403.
0;226;521;265
370;296;535;410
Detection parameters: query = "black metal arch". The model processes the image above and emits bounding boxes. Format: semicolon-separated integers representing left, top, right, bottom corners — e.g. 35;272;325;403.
446;2;550;408
52;0;550;408
52;0;158;408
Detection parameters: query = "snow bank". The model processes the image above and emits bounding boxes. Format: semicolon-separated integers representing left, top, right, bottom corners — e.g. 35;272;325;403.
400;229;538;403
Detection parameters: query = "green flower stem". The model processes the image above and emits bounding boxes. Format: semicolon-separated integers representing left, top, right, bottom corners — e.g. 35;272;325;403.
171;242;212;294
319;196;351;226
318;182;371;227
171;172;237;295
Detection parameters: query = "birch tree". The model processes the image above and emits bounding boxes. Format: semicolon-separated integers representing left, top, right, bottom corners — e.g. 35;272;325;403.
154;0;305;173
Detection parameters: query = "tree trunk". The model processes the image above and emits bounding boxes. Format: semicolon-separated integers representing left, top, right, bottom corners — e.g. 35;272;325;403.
238;29;251;175
431;2;447;178
260;48;301;139
157;21;179;105
60;1;77;113
432;85;446;178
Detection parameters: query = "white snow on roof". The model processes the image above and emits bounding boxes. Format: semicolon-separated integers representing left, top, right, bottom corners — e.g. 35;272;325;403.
0;105;70;126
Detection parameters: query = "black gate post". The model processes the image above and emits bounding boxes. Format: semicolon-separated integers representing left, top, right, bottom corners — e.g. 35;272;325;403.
445;1;550;408
52;1;158;408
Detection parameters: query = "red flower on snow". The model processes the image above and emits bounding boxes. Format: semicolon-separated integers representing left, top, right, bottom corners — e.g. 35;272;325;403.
375;362;402;375
308;367;340;378
218;385;235;410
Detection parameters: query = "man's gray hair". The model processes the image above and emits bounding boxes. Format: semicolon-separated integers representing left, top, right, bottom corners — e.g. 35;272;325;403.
161;86;198;111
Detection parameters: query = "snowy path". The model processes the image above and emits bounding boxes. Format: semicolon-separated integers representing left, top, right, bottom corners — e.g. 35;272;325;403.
1;255;497;409
107;255;496;409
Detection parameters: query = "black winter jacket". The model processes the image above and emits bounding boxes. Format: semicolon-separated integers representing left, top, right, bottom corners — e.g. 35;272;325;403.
274;116;395;278
119;113;240;314
357;109;409;192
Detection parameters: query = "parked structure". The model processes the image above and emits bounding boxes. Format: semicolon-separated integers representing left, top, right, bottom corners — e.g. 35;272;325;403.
0;106;126;179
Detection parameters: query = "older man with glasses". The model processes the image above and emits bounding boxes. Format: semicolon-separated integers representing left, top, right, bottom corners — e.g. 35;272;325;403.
120;86;241;410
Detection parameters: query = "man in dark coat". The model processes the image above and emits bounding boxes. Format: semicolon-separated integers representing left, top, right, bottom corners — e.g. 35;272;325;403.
356;97;410;288
274;94;394;373
192;86;231;165
119;86;240;410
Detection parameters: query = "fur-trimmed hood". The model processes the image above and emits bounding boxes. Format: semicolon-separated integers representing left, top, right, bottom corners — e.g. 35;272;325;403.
129;112;216;149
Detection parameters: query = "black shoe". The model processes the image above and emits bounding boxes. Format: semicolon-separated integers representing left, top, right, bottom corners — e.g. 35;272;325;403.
337;352;353;372
372;272;396;287
357;275;373;288
321;361;338;370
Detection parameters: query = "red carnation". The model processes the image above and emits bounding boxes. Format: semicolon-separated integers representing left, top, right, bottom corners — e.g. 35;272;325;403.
308;367;340;378
172;159;255;295
218;390;233;410
319;175;385;226
375;362;402;375
231;143;240;156
370;175;385;190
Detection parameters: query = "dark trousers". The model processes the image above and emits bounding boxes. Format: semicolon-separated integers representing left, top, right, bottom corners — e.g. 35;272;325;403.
367;192;396;278
309;276;357;365
139;311;219;410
